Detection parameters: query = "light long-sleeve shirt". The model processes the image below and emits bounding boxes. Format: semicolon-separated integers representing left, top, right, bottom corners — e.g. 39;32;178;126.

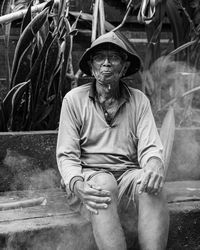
56;81;163;190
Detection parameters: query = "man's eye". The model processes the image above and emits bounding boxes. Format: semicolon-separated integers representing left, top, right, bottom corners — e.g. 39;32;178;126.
110;55;121;61
93;55;104;61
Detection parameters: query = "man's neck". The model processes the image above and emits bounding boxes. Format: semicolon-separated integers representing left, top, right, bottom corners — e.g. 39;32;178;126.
96;80;120;101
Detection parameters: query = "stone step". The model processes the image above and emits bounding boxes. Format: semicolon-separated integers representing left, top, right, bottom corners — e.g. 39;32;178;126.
0;181;200;250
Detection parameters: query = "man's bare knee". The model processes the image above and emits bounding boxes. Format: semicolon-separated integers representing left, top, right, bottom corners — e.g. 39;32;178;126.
136;187;168;210
90;173;118;196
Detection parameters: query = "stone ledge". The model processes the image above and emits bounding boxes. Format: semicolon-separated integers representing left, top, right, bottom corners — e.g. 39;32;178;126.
0;181;199;250
0;129;200;192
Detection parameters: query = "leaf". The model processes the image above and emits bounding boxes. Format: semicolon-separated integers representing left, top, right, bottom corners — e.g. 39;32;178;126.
11;43;32;86
0;0;14;84
166;0;187;48
137;0;156;24
20;0;34;34
40;38;60;101
70;11;82;36
10;81;31;130
10;7;49;88
58;18;72;98
159;106;175;177
27;30;56;99
169;39;197;56
144;22;163;70
57;0;67;19
2;80;30;126
69;11;115;31
34;102;54;127
0;104;7;132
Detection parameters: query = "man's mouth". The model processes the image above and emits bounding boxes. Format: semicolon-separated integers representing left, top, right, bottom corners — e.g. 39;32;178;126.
101;71;112;75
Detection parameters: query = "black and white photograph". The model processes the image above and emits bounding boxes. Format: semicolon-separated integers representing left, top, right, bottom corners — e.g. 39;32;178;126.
0;0;200;249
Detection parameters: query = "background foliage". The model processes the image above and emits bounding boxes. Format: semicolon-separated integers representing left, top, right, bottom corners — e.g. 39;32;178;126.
0;0;78;131
0;0;200;130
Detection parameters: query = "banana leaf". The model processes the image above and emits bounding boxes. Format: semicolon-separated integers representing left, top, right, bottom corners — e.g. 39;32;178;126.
159;106;175;177
10;7;49;88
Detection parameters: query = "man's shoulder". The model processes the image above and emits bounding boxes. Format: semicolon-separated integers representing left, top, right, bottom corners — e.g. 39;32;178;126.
127;86;148;102
64;83;92;100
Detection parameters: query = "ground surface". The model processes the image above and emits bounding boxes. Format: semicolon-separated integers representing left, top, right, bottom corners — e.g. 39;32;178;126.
0;181;199;249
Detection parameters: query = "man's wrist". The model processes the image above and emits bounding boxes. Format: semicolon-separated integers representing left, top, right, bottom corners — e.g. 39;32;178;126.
148;156;163;165
70;176;84;193
73;179;84;196
146;157;164;171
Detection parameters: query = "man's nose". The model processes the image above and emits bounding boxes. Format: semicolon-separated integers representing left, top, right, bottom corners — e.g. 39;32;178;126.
102;57;111;65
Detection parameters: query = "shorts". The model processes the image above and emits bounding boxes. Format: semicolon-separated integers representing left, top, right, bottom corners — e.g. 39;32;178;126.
62;168;144;219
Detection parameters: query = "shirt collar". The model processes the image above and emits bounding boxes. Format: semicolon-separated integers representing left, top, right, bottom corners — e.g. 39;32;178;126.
89;79;130;102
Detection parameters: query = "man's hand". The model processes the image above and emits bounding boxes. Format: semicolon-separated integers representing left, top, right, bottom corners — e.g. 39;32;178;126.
137;158;164;195
74;180;111;214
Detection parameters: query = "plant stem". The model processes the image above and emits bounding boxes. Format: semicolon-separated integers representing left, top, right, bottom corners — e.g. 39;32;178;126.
91;0;99;42
0;0;61;25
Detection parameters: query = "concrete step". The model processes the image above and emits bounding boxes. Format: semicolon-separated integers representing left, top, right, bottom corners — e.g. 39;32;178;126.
0;181;200;250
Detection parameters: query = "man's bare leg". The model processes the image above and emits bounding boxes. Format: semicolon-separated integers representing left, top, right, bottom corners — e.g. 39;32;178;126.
136;188;169;250
89;173;127;250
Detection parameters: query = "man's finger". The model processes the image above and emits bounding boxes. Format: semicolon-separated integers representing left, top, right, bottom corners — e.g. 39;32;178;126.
138;173;151;194
146;173;159;193
87;201;109;210
156;179;164;195
86;196;111;204
86;183;111;196
85;204;98;214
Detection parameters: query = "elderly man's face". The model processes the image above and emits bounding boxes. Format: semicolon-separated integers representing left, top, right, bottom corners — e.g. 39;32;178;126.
90;50;129;84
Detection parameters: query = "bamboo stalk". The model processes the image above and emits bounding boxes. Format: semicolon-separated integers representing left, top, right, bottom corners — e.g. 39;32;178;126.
0;0;60;25
99;0;105;35
91;0;100;42
0;197;46;211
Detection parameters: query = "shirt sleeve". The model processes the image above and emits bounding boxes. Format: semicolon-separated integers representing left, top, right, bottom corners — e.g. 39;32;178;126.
136;94;164;168
56;95;83;190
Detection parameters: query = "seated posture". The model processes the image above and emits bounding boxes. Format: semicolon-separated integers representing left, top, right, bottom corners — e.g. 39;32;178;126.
57;30;169;250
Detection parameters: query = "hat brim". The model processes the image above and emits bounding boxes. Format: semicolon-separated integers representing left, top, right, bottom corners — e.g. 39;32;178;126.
79;31;141;77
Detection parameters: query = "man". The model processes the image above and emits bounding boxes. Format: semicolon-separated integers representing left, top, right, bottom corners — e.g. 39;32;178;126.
57;30;169;250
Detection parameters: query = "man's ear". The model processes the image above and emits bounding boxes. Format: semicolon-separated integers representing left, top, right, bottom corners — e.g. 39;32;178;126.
122;61;130;76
